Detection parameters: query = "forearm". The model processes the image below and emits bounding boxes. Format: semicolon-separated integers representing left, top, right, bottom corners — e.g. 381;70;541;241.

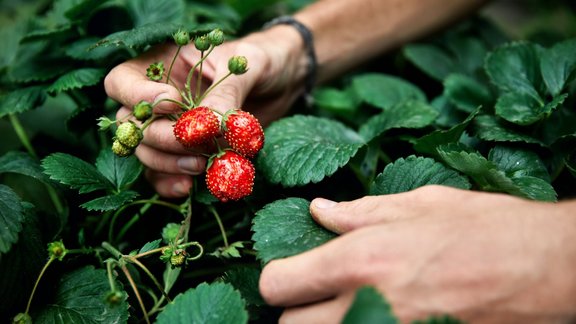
294;0;488;82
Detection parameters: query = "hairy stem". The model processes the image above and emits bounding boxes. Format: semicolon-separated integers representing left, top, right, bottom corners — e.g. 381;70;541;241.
196;71;233;104
165;46;182;85
24;256;55;315
208;206;229;248
121;264;150;324
185;46;214;106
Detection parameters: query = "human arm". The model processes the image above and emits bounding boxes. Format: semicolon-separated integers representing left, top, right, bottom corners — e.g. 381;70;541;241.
259;186;576;323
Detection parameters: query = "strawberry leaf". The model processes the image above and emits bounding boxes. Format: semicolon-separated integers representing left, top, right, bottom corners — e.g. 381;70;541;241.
352;73;427;110
42;153;114;194
472;115;545;146
32;266;129;323
485;41;543;100
342;286;397;324
47;68;107;94
540;37;576;96
156;282;248;324
313;86;360;114
127;0;185;27
0;151;50;184
258;115;365;187
370;156;470;195
138;239;162;254
252;198;337;264
359;100;439;141
495;91;567;126
80;190;139;211
488;146;550;181
0;86;46;118
65;38;119;61
0;185;25;254
403;44;458;81
443;73;492;113
222;267;265;307
95;148;143;191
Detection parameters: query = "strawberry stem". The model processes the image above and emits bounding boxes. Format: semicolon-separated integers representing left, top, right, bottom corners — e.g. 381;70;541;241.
152;97;188;110
185;45;215;106
165;45;182;85
208;206;229;248
24;256;55;316
120;263;150;324
196;71;233;104
195;50;205;103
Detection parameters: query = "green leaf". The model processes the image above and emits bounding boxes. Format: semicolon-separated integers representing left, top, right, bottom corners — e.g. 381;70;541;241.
0;206;45;315
342;286;397;324
359;100;439;141
488;146;550;181
258;115;365;187
128;0;185;27
222;267;265;306
352;73;426;110
94;22;215;50
65;0;111;21
485;41;543;100
446;36;488;76
252;198;337;264
42;153;113;194
413;107;480;157
95;148;143;191
65;38;119;61
495;91;567;126
540;38;576;96
370;156;470;195
47;68;107;94
443;74;492;113
0;185;24;254
156;282;248;324
437;144;556;201
80;190;139;211
139;239;162;254
8;42;74;83
472;115;545;146
403;44;457;81
0;86;47;118
33;266;129;323
0;151;50;183
313;86;360;114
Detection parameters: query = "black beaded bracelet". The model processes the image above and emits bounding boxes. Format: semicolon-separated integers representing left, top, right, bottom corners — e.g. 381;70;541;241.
263;15;317;106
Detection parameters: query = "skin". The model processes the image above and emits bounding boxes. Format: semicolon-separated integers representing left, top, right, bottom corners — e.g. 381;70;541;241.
260;186;576;323
104;0;486;197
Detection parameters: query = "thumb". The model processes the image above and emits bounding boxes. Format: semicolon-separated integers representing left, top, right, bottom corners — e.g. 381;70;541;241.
310;195;406;234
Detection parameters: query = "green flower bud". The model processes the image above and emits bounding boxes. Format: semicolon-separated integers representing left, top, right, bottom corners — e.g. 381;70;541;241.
206;28;225;46
12;313;32;324
104;290;126;307
115;122;143;149
47;240;67;261
146;61;165;81
228;56;248;75
112;140;134;157
173;29;190;46
162;223;181;243
194;35;210;51
133;100;153;121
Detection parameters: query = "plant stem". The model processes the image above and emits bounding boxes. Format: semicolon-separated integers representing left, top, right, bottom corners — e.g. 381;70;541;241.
9;114;65;215
196;72;233;104
165;46;182;85
129;257;172;303
106;260;117;292
25;256;55;315
102;241;123;259
208;206;229;248
195;51;204;102
185;46;214;106
120;264;150;324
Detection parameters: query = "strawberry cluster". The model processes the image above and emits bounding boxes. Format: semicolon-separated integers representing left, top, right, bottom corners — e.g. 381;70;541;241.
173;108;264;202
99;28;264;202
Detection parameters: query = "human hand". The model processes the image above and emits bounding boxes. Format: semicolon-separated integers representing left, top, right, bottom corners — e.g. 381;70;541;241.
259;185;576;323
104;26;307;197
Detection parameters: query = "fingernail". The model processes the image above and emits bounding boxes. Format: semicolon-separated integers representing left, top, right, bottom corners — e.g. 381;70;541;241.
177;157;204;175
313;198;337;209
172;182;189;196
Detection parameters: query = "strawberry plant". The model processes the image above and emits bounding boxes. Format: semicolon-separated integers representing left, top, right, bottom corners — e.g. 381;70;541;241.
1;0;576;323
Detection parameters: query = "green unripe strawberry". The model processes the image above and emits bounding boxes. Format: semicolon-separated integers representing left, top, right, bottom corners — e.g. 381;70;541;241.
146;61;165;81
228;56;248;75
173;29;190;46
207;29;224;46
133;100;153;121
112;140;134;157
194;35;210;51
47;240;67;261
115;121;143;149
12;313;32;324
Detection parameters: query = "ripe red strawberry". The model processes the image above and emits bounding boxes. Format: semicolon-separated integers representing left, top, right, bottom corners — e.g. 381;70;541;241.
206;150;255;202
222;110;264;158
173;107;220;147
